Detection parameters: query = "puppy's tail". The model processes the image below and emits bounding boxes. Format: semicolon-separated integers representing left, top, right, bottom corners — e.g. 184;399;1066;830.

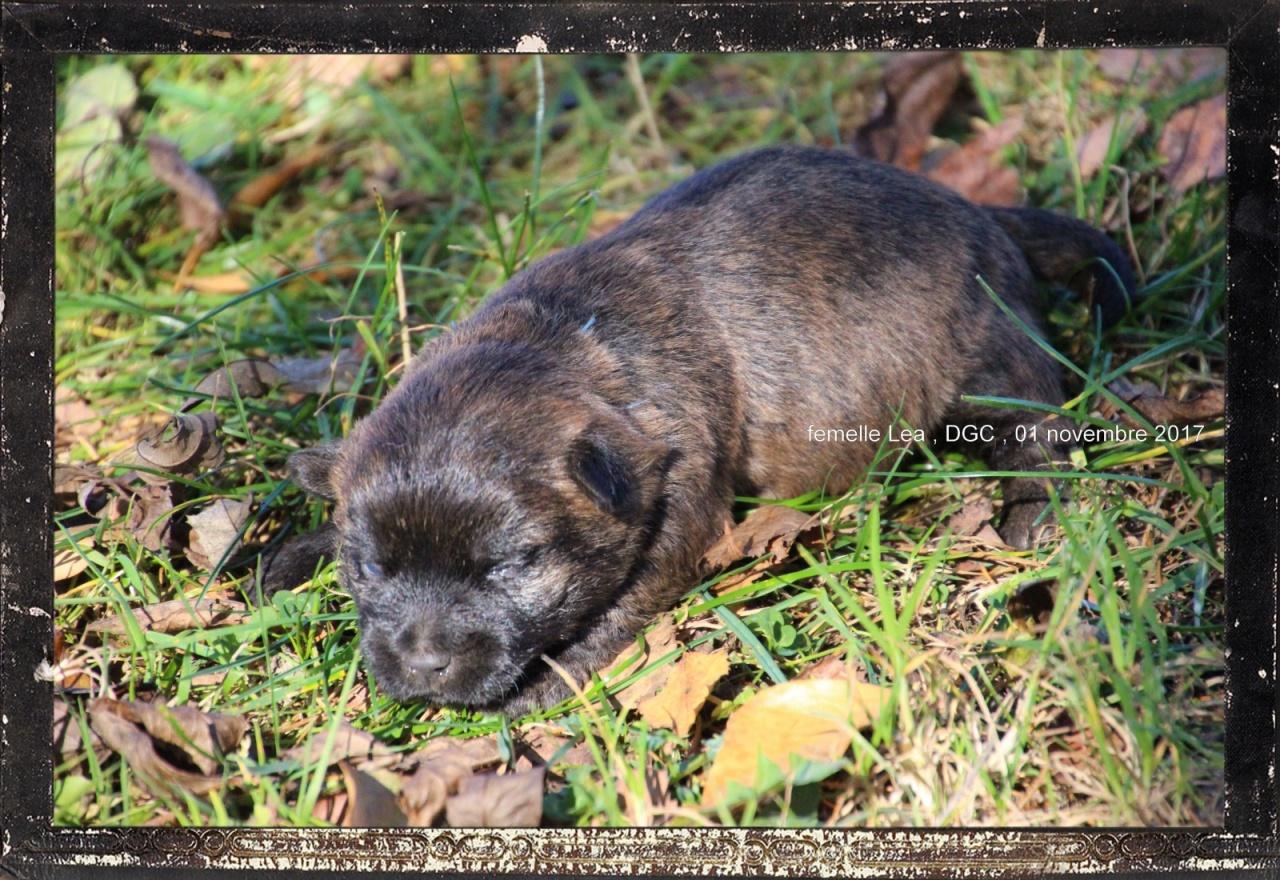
988;206;1137;330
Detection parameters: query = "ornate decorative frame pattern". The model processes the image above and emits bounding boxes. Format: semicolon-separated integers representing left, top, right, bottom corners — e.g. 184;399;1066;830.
2;1;1277;876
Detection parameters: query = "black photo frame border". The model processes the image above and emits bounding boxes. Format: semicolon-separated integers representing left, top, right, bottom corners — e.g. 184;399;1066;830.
1;1;1277;876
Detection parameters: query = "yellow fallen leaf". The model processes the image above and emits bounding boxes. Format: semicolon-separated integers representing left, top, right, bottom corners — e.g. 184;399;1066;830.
701;677;891;808
636;650;730;736
598;615;678;709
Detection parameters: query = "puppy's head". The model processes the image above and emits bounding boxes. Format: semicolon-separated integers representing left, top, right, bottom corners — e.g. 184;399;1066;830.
288;353;668;709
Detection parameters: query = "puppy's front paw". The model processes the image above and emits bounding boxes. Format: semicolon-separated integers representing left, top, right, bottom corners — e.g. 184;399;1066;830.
997;499;1057;550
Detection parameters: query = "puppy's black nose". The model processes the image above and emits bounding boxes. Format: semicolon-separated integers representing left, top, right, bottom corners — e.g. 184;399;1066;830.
396;623;452;676
407;649;452;676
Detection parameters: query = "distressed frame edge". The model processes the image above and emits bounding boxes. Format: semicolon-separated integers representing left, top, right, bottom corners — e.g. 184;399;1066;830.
0;0;1276;876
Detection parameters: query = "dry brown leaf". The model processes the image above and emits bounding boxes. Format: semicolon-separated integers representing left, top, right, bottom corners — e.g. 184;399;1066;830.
339;760;408;827
801;655;857;680
90;481;179;552
160;262;363;296
117;700;245;775
399;745;487;826
87;593;248;637
54;699;105;760
444;767;545;828
1076;108;1148;178
310;791;349;825
972;524;1008;548
229;144;331;214
700;676;891;808
1158;94;1226;193
186;497;253;571
710;563;771;596
701;505;816;572
169;271;257;295
55;463;103;510
636;650;730;736
515;727;593;772
145;136;225;248
1108;379;1224;426
89;698;245;792
192;350;361;403
89;708;221;793
54;530;96;582
925;116;1024;205
273;349;364;394
131;411;224;473
946;497;995;537
282;720;395;768
854;52;965;170
1096;48;1224;87
55;387;104;453
598;615;680;709
194;359;288;400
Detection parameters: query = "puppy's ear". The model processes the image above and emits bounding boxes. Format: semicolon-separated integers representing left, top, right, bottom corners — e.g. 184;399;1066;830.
566;420;668;520
287;442;343;500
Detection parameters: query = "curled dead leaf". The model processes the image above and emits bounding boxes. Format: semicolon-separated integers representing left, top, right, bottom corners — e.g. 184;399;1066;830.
636;650;730;736
87;592;248;638
701;676;891;808
160;262;363;296
242;55;412;110
272;350;364;395
700;505;817;573
972;523;1008;548
132;411;224;473
186;496;254;571
444;767;545;828
89;698;245;792
854;52;965;170
800;654;872;681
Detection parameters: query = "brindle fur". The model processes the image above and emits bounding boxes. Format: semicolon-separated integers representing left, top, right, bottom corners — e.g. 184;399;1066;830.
281;146;1135;713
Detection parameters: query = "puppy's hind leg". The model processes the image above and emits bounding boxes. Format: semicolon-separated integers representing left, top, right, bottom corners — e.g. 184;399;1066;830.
950;346;1077;550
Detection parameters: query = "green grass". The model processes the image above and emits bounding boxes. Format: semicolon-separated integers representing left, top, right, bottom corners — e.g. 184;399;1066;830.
53;50;1225;827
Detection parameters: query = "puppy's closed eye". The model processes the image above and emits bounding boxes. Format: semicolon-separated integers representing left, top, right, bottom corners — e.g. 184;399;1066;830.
346;553;384;581
485;546;547;582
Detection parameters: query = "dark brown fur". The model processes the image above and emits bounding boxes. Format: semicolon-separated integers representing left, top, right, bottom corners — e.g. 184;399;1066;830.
282;146;1135;713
